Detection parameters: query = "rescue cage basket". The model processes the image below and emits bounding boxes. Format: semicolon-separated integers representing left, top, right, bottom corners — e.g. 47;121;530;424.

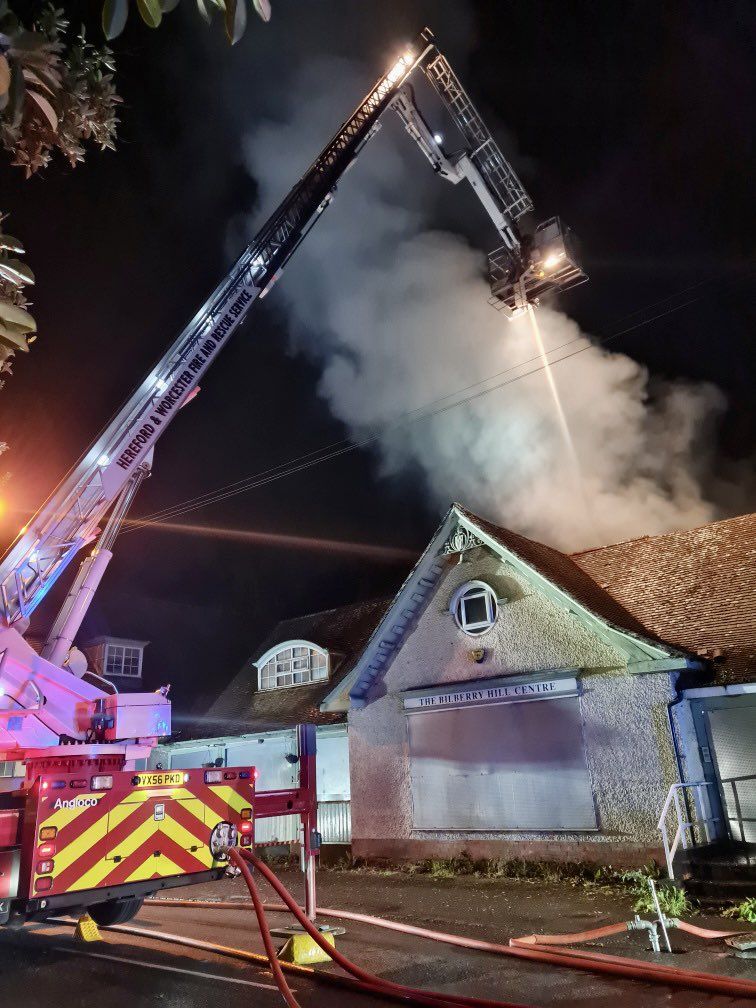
488;216;588;311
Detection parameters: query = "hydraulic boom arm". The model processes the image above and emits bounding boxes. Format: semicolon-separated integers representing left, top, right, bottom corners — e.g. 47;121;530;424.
0;26;586;660
0;33;436;630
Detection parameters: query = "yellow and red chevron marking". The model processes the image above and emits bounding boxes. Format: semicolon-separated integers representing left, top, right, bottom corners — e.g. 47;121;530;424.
24;769;255;898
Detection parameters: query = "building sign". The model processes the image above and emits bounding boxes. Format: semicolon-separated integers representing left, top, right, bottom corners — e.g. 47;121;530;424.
403;676;578;711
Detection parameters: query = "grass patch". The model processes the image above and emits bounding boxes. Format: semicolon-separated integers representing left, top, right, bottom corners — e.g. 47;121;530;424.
275;853;707;918
620;870;692;917
327;853;670;891
428;859;458;880
324;854;707;917
722;897;756;924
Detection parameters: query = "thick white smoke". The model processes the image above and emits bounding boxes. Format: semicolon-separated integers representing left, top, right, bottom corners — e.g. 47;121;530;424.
241;59;726;551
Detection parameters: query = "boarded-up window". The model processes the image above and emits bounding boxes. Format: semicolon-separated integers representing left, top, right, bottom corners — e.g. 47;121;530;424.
408;695;597;831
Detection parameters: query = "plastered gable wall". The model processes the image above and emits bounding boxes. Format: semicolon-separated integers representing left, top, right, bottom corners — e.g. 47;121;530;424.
348;545;679;860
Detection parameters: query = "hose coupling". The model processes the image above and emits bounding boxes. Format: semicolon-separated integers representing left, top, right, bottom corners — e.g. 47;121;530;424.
627;915;661;953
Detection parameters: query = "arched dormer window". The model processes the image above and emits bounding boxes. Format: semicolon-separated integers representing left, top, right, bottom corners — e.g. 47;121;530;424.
256;640;329;691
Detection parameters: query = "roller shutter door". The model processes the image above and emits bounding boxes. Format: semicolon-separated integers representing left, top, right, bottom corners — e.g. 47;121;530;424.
707;704;756;843
408;695;597;831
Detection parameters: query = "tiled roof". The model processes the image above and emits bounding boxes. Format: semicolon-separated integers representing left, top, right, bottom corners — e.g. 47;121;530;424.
181;508;755;736
179;597;391;738
572;513;756;685
454;505;657;642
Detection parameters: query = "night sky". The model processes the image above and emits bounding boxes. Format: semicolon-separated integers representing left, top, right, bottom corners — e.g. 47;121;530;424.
0;1;753;717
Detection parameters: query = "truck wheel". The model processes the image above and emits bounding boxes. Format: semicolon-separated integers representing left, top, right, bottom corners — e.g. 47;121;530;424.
89;895;144;926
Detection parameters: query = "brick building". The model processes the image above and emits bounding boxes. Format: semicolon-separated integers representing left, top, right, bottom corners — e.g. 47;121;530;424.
155;505;755;873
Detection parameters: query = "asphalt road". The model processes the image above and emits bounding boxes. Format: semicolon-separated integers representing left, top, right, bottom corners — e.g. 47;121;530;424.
0;868;753;1008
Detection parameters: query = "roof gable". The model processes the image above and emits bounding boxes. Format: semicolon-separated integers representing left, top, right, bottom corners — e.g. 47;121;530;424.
454;506;658;643
345;504;684;708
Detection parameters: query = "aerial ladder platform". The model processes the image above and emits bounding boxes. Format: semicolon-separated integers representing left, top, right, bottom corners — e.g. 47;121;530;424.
0;27;586;927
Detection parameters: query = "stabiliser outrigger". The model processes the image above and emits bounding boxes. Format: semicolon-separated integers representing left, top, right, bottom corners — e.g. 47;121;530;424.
0;28;586;928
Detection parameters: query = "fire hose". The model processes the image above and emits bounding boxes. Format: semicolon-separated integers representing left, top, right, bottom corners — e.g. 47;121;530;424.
230;846;534;1008
56;914;534;1008
147;853;756;1002
675;918;745;940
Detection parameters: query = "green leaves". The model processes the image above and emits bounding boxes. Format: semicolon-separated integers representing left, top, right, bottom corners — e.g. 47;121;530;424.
0;300;36;332
0;234;24;254
0;215;36;367
0;54;9;98
224;0;246;45
9;30;49;53
26;86;57;130
0;320;31;352
136;0;162;29
97;0;271;43
216;0;271;39
7;58;24;126
3;0;275;174
0;258;34;286
102;0;129;41
0;54;9;112
22;66;57;96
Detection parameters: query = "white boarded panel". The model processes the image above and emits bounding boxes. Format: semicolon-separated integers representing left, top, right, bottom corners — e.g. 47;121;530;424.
316;730;350;801
226;733;298;792
166;747;213;769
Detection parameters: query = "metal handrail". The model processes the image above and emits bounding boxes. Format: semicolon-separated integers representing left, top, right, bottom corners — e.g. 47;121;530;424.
0;678;46;719
81;669;118;696
720;773;756;844
658;781;719;879
721;772;756;784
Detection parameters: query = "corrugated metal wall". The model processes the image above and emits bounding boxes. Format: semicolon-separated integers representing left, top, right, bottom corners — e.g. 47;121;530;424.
255;813;298;844
317;801;352;844
254;802;351;845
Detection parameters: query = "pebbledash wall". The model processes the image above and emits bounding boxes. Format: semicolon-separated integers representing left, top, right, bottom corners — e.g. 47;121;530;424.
347;547;681;866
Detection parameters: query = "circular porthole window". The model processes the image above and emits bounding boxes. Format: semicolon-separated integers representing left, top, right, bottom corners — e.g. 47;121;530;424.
450;581;498;636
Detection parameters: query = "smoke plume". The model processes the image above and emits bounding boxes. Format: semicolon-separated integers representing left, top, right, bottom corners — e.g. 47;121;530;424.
241;59;727;551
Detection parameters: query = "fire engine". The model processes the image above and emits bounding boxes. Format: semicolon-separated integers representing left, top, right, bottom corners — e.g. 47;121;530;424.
0;28;585;928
